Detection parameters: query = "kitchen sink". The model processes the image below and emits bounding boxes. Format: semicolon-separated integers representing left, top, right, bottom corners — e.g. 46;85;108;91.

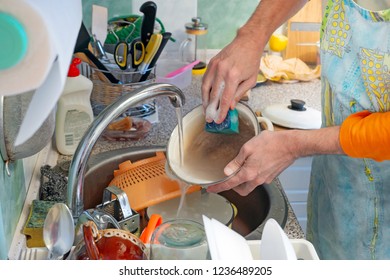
83;146;288;239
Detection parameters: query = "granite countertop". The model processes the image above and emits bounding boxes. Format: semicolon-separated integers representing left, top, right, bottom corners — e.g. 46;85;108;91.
58;75;322;239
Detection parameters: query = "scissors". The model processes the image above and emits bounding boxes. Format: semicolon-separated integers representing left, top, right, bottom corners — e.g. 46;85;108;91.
112;23;145;70
138;33;163;74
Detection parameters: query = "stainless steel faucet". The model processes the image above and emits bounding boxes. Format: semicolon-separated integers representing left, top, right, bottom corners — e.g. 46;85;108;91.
66;83;185;219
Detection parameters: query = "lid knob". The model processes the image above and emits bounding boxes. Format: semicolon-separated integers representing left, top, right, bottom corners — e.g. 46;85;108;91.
288;99;306;111
192;17;201;26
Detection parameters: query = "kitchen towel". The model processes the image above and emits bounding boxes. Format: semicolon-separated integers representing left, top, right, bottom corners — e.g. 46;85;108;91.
260;54;321;83
0;0;82;146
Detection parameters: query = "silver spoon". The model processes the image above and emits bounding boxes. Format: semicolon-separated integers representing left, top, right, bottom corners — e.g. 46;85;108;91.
43;203;75;260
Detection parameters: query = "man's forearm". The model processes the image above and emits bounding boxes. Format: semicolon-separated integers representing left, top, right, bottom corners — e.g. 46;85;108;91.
285;126;345;158
237;0;309;51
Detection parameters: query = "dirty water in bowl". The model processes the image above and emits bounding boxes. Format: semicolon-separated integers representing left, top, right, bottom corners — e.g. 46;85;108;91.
168;107;255;220
180;114;255;183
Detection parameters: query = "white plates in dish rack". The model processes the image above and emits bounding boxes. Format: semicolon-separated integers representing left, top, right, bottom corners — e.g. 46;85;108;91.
260;218;297;260
202;215;253;260
203;216;307;260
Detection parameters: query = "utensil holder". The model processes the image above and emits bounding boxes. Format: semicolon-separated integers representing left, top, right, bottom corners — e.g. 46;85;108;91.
80;62;156;117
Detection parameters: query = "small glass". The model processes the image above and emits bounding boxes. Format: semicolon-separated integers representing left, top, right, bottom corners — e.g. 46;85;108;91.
150;219;209;260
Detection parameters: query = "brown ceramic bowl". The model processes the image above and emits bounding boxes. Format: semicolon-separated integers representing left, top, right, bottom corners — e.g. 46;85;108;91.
69;221;148;260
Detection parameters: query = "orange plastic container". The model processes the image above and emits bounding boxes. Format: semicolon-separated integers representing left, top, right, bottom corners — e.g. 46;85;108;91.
108;152;201;212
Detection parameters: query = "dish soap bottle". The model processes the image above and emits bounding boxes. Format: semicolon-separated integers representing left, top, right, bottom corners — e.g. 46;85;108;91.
55;57;93;155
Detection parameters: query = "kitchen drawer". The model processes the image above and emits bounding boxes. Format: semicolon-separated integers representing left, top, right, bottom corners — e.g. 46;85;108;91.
285;189;308;202
278;157;312;192
290;157;313;168
290;201;307;217
290;202;308;234
278;167;311;191
297;217;307;234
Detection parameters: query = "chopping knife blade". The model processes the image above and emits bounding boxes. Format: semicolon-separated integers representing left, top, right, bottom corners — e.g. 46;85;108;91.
140;1;157;47
138;33;162;74
139;32;171;82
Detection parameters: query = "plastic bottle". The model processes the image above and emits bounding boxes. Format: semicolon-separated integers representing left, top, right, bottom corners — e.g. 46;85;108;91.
55;57;93;155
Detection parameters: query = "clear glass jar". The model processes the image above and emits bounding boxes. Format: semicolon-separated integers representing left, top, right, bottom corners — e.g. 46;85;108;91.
179;17;208;70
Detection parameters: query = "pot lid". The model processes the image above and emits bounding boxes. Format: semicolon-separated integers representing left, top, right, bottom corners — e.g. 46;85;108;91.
262;99;321;129
185;17;208;35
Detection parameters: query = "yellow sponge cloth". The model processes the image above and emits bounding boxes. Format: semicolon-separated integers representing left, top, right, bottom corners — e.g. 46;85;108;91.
22;200;56;248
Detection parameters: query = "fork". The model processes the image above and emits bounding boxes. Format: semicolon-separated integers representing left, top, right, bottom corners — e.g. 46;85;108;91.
19;248;38;260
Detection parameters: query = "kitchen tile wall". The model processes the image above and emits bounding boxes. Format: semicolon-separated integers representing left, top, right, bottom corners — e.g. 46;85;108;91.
0;160;26;259
197;0;260;49
131;0;198;56
81;0;261;50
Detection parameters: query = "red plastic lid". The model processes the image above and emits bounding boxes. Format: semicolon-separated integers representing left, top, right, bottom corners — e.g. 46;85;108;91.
68;57;81;77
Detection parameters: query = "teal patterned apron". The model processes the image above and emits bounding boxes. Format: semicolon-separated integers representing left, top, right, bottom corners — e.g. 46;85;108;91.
306;0;390;259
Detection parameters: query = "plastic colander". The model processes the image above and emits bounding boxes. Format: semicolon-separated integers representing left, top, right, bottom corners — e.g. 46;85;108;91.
108;152;201;211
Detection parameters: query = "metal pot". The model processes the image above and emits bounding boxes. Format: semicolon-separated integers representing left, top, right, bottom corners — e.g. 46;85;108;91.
166;102;262;187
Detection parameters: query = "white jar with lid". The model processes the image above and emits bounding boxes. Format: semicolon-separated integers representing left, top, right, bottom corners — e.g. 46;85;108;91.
55;58;93;155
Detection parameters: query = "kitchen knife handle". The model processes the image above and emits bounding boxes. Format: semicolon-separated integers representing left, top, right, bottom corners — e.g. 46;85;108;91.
140;1;157;46
138;33;162;74
84;49;120;84
139;32;171;82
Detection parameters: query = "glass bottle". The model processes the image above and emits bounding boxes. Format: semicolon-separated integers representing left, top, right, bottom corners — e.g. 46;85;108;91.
179;17;208;71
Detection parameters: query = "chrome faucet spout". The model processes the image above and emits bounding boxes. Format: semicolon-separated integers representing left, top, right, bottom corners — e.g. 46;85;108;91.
169;96;183;108
66;83;185;219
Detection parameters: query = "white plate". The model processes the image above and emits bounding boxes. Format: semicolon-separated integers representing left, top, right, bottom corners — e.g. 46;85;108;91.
202;215;253;260
260;218;297;260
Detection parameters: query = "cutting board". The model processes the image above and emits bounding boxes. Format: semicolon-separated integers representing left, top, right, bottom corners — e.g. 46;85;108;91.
284;0;323;64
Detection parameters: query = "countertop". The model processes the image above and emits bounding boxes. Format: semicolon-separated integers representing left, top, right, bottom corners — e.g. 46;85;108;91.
58;75;321;240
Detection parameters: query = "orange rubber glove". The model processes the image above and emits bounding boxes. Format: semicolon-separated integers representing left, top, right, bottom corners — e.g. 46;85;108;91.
340;110;390;162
